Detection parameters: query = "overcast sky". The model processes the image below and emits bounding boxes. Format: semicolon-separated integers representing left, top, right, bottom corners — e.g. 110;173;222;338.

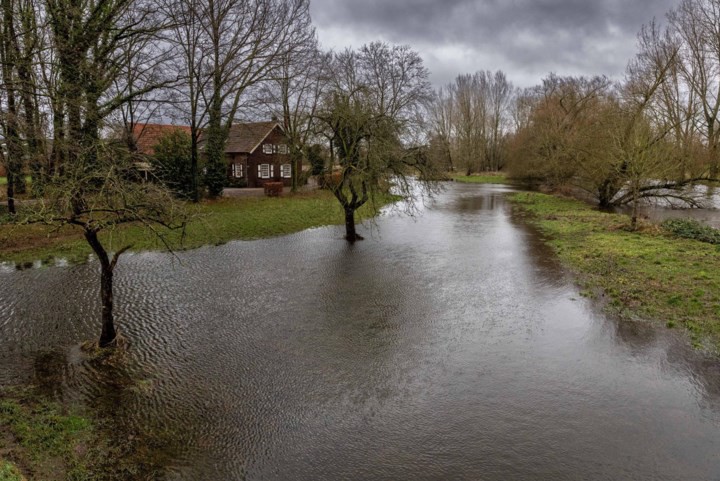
310;0;680;89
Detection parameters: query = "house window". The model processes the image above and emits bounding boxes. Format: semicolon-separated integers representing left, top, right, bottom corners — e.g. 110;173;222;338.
278;144;288;155
231;163;244;178
281;164;292;178
259;164;270;178
263;144;273;154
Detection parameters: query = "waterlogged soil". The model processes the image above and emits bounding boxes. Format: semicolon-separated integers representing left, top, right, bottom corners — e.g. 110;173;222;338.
1;183;720;480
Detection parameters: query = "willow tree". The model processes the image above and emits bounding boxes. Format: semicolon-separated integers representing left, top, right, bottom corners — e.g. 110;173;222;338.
316;42;436;242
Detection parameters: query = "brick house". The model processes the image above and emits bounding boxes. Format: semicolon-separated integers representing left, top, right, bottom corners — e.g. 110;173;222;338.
224;121;295;188
131;121;295;188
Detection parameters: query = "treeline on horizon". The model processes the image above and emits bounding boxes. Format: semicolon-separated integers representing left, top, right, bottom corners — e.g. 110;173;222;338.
426;0;720;214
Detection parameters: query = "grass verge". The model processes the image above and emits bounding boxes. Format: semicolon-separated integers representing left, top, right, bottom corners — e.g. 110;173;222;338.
0;387;93;480
452;172;509;184
1;382;173;481
509;192;720;352
0;190;396;265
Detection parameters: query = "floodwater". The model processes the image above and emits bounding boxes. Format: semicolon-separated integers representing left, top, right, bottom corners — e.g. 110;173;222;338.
1;183;720;480
612;184;720;228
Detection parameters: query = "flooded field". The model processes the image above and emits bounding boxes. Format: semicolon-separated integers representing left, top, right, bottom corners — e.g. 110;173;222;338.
1;183;719;480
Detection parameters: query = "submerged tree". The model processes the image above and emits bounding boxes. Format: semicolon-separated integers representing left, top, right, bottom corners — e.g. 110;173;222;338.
316;42;437;242
29;147;185;347
0;0;186;347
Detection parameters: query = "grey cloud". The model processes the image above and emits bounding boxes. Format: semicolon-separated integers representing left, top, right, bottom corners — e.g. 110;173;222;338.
311;0;679;87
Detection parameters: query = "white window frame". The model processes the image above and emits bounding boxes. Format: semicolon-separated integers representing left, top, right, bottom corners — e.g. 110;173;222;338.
259;163;271;179
232;163;244;178
281;164;292;178
263;143;273;154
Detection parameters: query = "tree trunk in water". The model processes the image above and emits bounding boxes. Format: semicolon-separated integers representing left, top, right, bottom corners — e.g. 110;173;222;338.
99;262;116;347
344;207;362;242
84;230;117;347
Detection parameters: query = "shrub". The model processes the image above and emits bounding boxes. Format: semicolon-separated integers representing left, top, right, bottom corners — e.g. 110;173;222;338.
225;177;247;188
661;218;720;245
306;144;326;175
151;129;194;199
264;182;283;197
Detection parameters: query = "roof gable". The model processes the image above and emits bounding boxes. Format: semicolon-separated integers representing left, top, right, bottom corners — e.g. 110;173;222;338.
225;122;282;154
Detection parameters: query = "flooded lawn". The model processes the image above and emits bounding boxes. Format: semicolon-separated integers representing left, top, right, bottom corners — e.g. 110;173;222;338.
1;183;720;480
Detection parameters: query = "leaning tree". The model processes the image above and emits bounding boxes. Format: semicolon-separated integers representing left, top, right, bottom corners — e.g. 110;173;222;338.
316;42;438;242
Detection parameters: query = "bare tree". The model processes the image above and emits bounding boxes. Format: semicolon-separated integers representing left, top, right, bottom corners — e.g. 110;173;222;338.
669;0;720;177
316;43;436;242
426;86;455;172
28;149;185;347
428;70;513;176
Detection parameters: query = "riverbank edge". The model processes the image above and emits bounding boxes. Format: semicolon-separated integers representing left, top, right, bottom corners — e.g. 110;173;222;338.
1;386;97;480
0;191;398;265
508;191;720;354
451;172;510;184
1;375;176;480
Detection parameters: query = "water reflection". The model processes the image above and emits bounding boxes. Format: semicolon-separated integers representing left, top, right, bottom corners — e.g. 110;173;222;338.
1;183;719;480
611;184;720;228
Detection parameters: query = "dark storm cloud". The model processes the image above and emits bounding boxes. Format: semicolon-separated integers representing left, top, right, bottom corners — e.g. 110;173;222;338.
311;0;680;87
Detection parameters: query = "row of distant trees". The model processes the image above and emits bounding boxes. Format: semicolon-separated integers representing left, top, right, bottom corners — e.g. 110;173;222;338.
425;0;720;223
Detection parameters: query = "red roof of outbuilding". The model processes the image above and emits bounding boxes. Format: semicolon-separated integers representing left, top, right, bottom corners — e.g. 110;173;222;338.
132;123;191;156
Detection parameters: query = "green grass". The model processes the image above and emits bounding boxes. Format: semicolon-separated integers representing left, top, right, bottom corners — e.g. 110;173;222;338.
452;172;509;184
0;388;93;480
0;461;26;481
510;192;720;352
0;190;397;264
1;381;178;480
0;176;32;186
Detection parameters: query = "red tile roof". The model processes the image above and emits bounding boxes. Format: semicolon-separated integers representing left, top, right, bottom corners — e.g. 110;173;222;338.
132;123;191;156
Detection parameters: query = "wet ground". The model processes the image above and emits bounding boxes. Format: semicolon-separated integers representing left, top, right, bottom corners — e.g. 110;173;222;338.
1;183;720;480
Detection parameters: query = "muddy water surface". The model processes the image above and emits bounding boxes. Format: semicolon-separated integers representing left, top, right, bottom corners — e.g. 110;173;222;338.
1;183;720;480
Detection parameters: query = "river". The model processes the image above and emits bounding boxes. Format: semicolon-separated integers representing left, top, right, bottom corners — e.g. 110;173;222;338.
1;183;719;480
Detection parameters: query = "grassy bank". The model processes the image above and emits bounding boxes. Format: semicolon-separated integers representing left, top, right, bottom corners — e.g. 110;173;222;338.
1;382;173;481
1;388;95;480
0;190;394;265
452;172;509;184
510;192;720;352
